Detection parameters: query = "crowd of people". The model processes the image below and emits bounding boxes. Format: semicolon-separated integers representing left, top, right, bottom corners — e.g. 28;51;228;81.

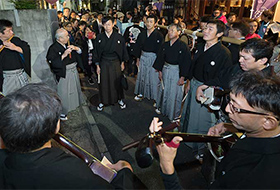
0;2;280;189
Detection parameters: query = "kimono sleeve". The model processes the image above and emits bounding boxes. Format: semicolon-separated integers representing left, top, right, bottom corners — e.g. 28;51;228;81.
179;42;192;79
121;36;129;62
153;43;165;71
92;35;101;64
46;45;66;79
133;32;145;58
14;38;31;77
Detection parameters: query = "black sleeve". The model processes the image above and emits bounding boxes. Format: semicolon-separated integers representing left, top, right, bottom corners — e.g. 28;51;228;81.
15;38;31;77
46;45;66;79
121;36;129;62
92;35;101;64
153;43;165;71
179;42;192;79
134;32;144;58
123;27;130;43
160;170;183;190
111;168;147;189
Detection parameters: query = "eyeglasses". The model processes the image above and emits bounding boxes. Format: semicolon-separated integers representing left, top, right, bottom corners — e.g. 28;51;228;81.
228;101;279;120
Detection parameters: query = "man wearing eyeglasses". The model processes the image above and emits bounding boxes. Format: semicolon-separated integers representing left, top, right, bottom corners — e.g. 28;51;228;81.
151;71;280;189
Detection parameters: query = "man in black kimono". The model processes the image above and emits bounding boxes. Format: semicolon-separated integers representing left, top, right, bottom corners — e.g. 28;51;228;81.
180;19;232;160
134;14;164;104
196;38;274;124
150;72;280;189
46;28;84;121
153;23;192;122
0;83;142;189
93;16;128;111
0;19;31;95
123;16;144;77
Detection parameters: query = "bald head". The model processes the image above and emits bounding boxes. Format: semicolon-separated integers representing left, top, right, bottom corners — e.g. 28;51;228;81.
55;28;69;44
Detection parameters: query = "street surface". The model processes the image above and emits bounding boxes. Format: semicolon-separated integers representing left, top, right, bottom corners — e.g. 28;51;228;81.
82;74;208;189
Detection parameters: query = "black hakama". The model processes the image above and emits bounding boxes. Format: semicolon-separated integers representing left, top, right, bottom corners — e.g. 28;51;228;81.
93;32;128;105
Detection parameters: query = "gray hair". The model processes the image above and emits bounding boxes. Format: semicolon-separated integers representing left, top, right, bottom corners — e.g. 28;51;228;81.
167;23;182;32
55;28;67;40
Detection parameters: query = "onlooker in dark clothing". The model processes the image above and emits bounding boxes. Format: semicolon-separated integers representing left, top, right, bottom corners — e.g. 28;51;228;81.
123;16;144;77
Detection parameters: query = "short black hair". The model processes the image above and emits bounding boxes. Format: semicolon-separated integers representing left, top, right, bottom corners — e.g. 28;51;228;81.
78;20;87;27
63;7;70;11
63;21;72;28
57;11;63;15
86;23;96;33
126;11;133;16
132;16;141;23
231;21;250;37
207;19;226;39
200;16;210;23
0;19;13;34
230;71;280;120
0;84;62;153
102;16;114;25
147;14;158;23
240;38;273;63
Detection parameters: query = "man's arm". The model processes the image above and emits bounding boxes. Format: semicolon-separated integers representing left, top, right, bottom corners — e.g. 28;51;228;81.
3;41;23;53
149;117;183;190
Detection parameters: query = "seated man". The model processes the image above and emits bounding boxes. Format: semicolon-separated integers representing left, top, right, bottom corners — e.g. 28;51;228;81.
150;71;280;189
0;83;138;189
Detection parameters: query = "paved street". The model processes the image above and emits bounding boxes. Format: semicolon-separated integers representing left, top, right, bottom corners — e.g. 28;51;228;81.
56;73;208;189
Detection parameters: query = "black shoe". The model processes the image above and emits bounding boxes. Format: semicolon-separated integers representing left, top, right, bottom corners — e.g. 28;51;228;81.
88;78;95;85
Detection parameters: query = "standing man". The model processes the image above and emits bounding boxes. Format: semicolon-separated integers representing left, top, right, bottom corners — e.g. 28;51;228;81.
153;24;192;122
123;16;144;77
0;19;31;95
93;16;128;111
125;11;133;23
46;28;84;121
134;14;164;104
93;12;103;36
180;19;232;160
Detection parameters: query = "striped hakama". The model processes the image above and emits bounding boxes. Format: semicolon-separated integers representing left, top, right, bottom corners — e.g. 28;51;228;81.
156;63;184;121
180;78;216;154
99;57;124;105
3;69;29;95
57;62;84;115
134;51;160;101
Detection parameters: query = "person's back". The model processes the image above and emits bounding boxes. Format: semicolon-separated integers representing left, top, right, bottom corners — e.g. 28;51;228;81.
3;147;112;189
0;84;139;189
